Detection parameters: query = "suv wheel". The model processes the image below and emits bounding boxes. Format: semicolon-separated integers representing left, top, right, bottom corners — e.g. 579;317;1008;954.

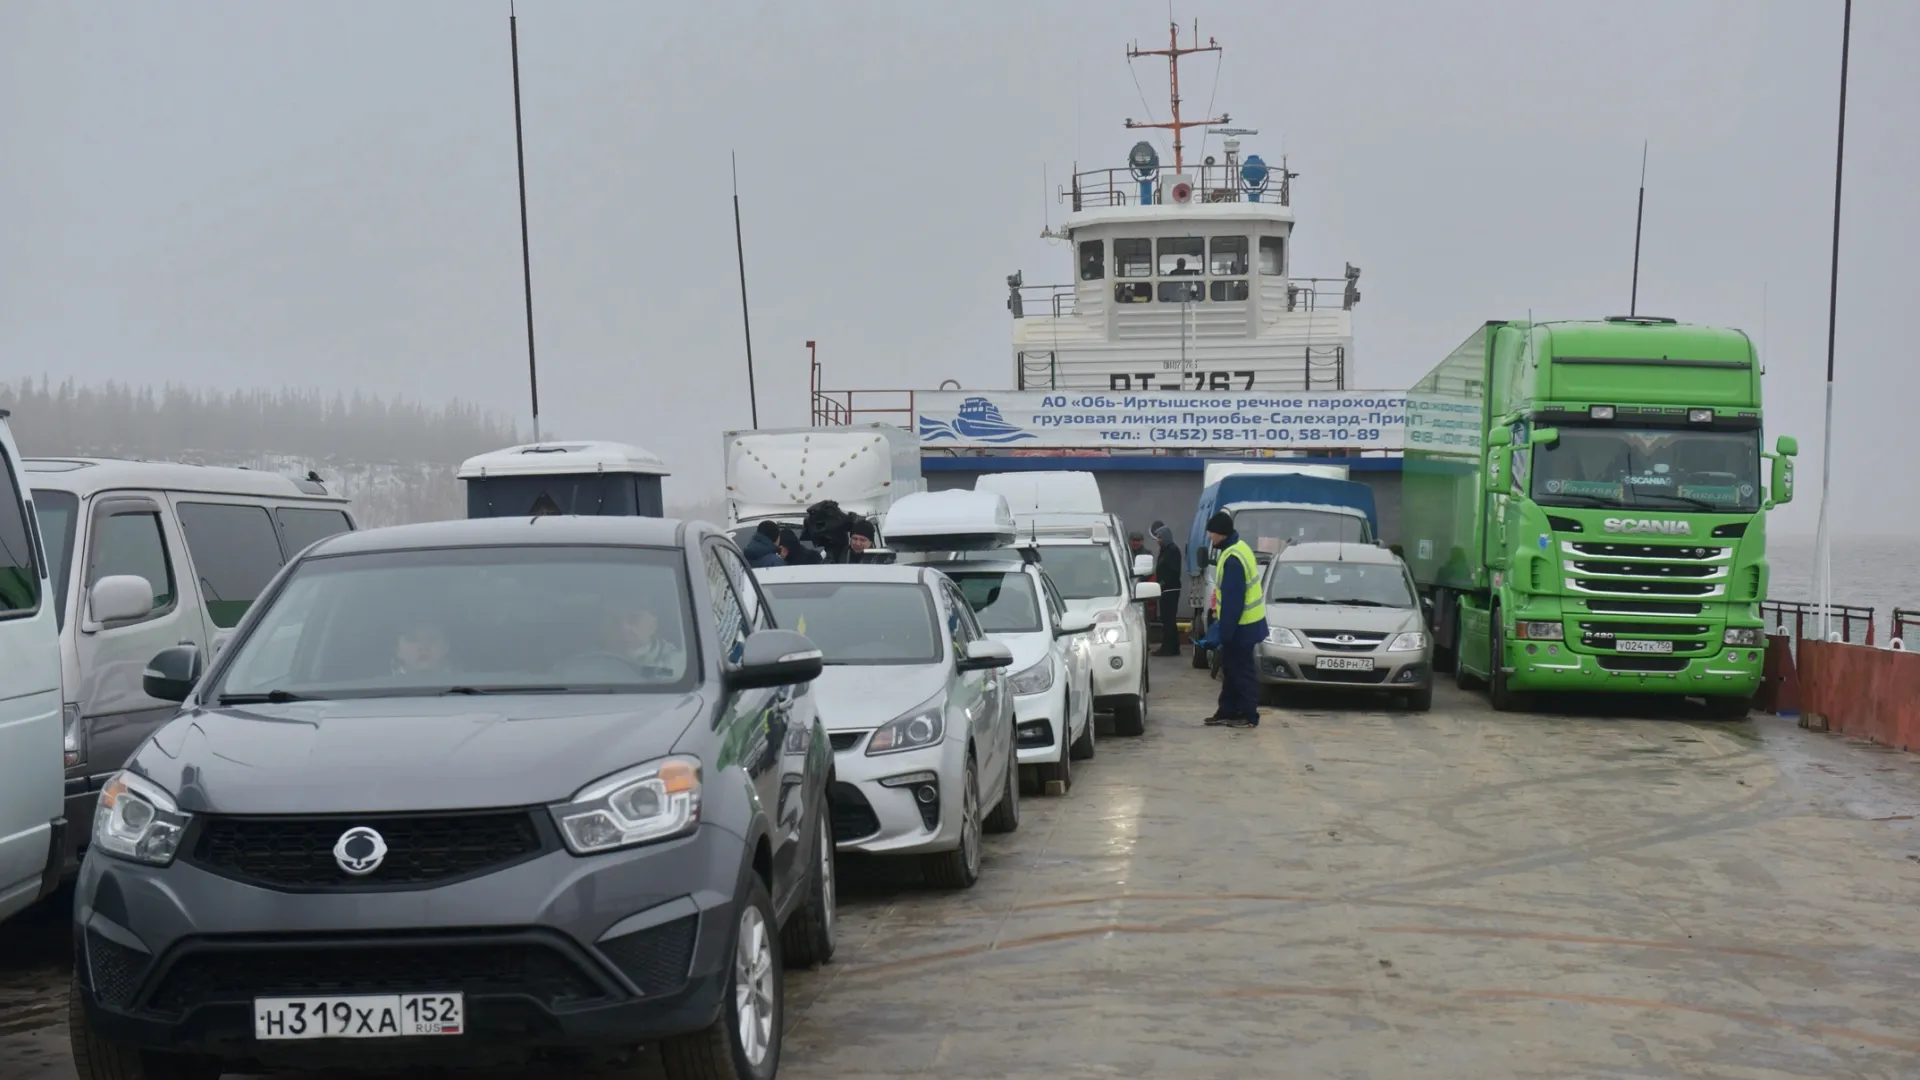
922;755;982;889
660;881;782;1080
780;813;836;969
68;974;220;1080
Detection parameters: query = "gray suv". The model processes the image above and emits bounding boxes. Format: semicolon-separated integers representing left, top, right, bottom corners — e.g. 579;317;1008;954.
68;516;836;1080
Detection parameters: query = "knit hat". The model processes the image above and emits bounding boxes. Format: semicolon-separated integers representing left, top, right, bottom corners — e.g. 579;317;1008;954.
850;518;877;541
1206;511;1233;536
756;519;781;540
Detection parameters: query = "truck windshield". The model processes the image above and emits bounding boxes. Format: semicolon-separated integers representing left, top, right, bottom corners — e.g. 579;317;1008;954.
1530;427;1761;512
1269;561;1416;608
1233;508;1369;557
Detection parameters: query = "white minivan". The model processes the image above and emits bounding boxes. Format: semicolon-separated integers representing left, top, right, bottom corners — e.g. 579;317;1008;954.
0;413;64;924
24;458;357;872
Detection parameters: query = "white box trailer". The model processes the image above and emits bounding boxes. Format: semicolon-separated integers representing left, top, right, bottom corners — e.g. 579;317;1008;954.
723;423;923;530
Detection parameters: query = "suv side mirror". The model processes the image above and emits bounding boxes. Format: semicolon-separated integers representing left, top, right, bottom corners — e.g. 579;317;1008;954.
86;574;154;630
143;644;203;703
1134;581;1163;602
726;629;824;691
1132;553;1154;578
958;639;1014;671
1056;613;1095;637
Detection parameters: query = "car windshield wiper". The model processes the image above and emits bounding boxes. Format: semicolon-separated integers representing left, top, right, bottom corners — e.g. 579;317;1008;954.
217;689;320;704
1325;599;1392;607
1535;491;1623;508
1270;596;1330;604
440;685;589;695
1638;492;1739;513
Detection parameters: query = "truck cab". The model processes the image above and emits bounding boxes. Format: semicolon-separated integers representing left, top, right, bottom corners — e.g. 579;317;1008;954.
459;442;669;519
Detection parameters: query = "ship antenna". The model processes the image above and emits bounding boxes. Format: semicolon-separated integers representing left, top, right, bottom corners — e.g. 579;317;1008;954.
509;0;541;442
1126;21;1226;174
1629;140;1648;317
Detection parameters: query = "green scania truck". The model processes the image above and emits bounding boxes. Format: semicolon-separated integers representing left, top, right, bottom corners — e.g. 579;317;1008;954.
1402;316;1798;714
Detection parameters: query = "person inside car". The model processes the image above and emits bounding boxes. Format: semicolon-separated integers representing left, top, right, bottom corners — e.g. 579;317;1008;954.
599;603;686;677
392;619;453;677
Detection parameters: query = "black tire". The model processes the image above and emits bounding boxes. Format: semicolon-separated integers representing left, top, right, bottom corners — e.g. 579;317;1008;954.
1702;695;1751;720
1069;706;1096;760
1111;693;1146;736
1487;613;1529;713
1035;715;1072;794
69;974;220;1080
922;755;982;889
1453;611;1485;691
1190;615;1210;669
779;812;835;970
983;736;1020;834
1403;683;1434;712
659;879;783;1080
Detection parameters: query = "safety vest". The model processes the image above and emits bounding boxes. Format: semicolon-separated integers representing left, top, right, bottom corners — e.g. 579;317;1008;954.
1210;540;1265;625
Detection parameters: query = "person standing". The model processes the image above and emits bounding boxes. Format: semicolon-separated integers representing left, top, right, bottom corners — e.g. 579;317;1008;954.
1193;511;1268;728
1150;522;1183;656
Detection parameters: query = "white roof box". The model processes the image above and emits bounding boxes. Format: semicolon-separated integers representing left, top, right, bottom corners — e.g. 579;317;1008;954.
883;490;1017;552
458;441;670;480
974;471;1103;515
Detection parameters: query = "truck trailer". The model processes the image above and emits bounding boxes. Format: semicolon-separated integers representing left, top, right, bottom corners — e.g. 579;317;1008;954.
1402;316;1797;714
723;423;922;540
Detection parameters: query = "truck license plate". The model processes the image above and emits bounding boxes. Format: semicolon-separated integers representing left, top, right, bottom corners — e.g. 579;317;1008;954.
253;993;464;1040
1314;656;1375;672
1616;639;1674;655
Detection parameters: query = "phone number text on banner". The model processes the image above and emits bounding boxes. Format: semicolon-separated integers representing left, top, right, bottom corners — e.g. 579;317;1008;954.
914;391;1405;450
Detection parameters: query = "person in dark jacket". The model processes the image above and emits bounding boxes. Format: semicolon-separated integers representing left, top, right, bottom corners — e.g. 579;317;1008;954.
1193;511;1269;728
777;528;823;566
1151;522;1183;656
742;520;784;569
846;518;876;562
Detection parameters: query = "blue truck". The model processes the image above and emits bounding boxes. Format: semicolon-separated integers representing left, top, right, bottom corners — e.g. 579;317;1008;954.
1185;473;1381;668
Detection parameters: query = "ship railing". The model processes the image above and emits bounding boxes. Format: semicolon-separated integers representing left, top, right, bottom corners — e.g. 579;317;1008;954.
1011;277;1356;318
1010;283;1078;320
1760;600;1877;651
1892;608;1920;649
1069;164;1292;211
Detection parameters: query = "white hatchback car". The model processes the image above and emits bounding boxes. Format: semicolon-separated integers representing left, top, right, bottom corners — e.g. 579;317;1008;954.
756;564;1018;888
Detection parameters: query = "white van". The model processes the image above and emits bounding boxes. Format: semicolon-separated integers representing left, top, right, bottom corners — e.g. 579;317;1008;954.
0;414;64;924
24;458;357;872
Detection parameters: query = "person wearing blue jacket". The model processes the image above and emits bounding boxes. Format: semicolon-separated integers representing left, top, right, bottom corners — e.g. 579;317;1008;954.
1193;511;1270;728
742;520;785;569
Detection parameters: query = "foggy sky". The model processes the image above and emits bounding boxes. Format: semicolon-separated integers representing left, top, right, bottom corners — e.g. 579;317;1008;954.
3;0;1914;533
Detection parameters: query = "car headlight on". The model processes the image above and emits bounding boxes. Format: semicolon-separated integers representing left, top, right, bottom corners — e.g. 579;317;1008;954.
867;706;946;755
1266;626;1305;649
553;756;701;856
94;772;191;866
1008;658;1054;696
1387;631;1429;652
1723;627;1766;646
1094;610;1127;645
1516;621;1564;641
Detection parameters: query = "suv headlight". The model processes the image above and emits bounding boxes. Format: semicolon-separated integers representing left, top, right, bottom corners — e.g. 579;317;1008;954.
1008;658;1054;696
1388;631;1428;652
94;772;191;866
868;704;946;755
1094;610;1127;645
1723;627;1765;646
553;756;701;855
1266;627;1304;649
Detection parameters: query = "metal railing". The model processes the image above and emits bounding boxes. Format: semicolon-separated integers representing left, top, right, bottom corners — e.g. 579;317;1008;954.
1009;276;1356;319
1287;278;1359;312
1760;600;1877;646
1893;608;1920;647
1069;164;1291;211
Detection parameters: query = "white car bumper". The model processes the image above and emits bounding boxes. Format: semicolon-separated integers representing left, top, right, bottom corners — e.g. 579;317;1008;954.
830;734;972;857
1013;686;1069;766
1089;639;1142;699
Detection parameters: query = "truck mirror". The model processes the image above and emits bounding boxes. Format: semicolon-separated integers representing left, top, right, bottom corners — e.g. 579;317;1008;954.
1528;427;1560;447
1775;434;1799;457
1484;452;1506;493
1770;454;1794;506
1486;428;1513;448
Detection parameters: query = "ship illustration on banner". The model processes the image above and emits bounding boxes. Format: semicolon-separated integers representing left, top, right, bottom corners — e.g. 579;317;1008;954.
917;397;1036;444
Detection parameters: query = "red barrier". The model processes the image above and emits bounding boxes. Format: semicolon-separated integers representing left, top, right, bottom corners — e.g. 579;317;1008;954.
1754;634;1800;715
1798;640;1920;751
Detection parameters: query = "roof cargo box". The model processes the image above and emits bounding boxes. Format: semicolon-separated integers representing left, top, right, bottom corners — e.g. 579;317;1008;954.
882;490;1017;552
973;471;1104;515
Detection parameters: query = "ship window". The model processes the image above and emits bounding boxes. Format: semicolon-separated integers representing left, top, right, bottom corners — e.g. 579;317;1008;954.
1115;239;1153;278
1210;280;1250;302
1158;280;1206;304
1113;282;1151;304
1259;235;1286;275
1157;237;1203;275
1078;240;1105;281
1209;236;1249;276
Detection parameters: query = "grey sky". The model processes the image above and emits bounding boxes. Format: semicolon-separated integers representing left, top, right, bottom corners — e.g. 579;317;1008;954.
3;1;1914;532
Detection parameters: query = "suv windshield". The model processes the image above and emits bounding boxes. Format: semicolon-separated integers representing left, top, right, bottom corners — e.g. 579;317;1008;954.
1529;426;1761;512
1269;560;1416;608
761;581;940;665
1032;544;1120;600
1233;508;1369;556
213;545;696;699
945;570;1043;634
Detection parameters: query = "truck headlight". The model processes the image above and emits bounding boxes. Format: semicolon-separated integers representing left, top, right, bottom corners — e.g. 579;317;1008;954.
1387;631;1428;652
1094;610;1127;645
1266;627;1304;649
1008;658;1054;696
1723;627;1765;646
1516;621;1564;641
868;706;945;755
94;772;191;867
553;756;701;855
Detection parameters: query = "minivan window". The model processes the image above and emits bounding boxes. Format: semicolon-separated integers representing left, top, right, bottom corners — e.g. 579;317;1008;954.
0;447;39;616
276;507;354;558
214;545;696;699
176;502;287;627
30;489;76;629
762;581;940;665
945;570;1043;634
1031;544;1121;601
89;510;175;612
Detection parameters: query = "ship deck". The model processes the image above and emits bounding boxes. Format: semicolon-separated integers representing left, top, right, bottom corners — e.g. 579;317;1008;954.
5;657;1919;1078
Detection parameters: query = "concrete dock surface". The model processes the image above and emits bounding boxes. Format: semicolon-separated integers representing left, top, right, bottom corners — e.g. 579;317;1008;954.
5;655;1919;1079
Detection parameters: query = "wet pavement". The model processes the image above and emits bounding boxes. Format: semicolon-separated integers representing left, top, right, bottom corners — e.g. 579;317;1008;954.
7;656;1920;1078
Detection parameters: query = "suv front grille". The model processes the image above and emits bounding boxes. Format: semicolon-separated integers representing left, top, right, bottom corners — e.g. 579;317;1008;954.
1303;630;1387;653
188;810;548;890
145;934;611;1016
86;930;151;1009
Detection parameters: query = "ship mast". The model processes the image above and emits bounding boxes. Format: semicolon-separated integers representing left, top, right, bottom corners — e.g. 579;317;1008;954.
1126;21;1226;175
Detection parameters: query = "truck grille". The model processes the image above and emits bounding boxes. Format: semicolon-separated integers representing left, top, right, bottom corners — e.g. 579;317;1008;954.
188;810;547;890
1570;559;1719;579
1561;541;1732;601
1569;578;1723;598
1598;656;1691;673
1583;599;1705;616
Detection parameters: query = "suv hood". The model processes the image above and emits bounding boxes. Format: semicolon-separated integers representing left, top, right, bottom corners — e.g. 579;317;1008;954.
1265;604;1422;636
987;631;1053;674
132;693;708;815
810;664;951;732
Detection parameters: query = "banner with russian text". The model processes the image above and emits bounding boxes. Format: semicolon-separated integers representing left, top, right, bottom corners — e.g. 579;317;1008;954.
914;391;1404;451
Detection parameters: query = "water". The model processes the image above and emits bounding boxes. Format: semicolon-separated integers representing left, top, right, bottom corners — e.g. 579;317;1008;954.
1767;534;1920;620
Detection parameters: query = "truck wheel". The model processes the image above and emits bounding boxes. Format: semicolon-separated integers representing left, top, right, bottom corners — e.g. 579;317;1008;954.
1702;695;1751;720
69;973;222;1080
1487;619;1529;713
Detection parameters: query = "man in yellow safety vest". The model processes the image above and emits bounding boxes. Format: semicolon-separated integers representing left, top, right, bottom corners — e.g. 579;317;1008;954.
1193;511;1269;728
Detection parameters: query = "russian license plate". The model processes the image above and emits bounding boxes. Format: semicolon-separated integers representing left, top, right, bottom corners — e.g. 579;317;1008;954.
253;993;464;1040
1314;656;1375;672
1616;639;1674;655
